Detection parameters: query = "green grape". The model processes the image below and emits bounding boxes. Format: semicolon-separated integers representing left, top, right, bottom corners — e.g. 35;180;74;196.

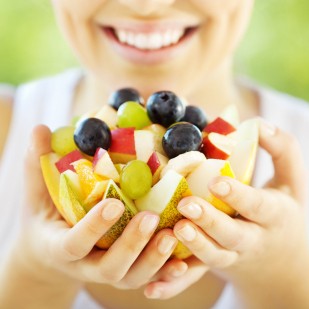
120;160;152;199
117;101;152;129
51;126;77;156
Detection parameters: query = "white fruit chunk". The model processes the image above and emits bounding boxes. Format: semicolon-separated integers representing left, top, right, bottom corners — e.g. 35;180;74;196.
227;118;259;184
160;151;206;178
186;159;236;216
220;104;240;128
95;105;118;129
135;170;190;224
93;148;120;182
134;130;156;162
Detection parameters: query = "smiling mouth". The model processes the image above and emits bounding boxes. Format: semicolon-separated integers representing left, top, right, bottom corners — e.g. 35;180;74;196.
103;26;198;51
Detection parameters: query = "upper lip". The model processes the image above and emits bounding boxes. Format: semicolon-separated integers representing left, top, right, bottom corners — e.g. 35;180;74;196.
99;19;201;33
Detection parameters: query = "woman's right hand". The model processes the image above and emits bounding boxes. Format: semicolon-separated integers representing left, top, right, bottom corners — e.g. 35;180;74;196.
16;125;187;292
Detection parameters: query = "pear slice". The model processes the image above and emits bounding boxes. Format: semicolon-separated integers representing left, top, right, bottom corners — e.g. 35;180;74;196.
227;118;259;184
95;180;138;249
186;159;236;216
220;104;240;128
135;170;192;258
59;171;86;226
160;151;206;179
136;170;191;229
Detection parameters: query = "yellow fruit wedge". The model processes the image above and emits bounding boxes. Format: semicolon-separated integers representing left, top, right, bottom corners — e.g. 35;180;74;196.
73;159;106;196
83;180;109;212
59;171;86;226
187;159;236;216
40;152;69;221
135;170;192;258
96;180;138;249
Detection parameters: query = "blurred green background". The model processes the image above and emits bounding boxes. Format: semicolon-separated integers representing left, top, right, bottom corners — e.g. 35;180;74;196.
1;0;309;101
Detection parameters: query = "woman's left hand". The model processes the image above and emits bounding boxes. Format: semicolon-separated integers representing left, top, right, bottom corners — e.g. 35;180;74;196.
144;120;309;302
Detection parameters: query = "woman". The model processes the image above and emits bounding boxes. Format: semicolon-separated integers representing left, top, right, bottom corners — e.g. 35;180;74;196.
1;1;309;308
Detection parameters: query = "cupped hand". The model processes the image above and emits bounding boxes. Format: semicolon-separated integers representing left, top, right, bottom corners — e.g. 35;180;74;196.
145;119;309;299
17;125;187;291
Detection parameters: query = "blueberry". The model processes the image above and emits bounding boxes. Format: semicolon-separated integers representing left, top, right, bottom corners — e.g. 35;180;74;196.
162;122;202;159
180;105;208;131
74;118;111;156
108;88;144;110
146;91;185;127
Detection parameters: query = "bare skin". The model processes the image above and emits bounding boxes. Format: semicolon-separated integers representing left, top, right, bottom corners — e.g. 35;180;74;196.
0;97;13;157
1;0;309;308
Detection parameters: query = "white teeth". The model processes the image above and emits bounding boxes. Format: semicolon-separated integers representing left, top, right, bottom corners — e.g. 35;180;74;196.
114;29;185;50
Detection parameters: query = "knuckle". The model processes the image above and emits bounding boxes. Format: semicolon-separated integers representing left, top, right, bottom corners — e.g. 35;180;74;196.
206;252;236;269
100;269;124;284
61;238;85;260
83;218;104;237
124;279;144;290
248;191;264;218
202;215;217;231
224;233;243;251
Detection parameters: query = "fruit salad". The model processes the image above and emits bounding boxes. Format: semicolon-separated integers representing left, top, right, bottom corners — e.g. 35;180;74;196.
40;88;259;259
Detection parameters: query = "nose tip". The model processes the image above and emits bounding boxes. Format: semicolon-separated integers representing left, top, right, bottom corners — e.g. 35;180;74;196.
119;0;176;16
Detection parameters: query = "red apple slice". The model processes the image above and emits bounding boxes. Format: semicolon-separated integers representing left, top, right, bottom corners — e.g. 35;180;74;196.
93;148;120;182
203;117;236;135
55;149;84;173
147;151;169;185
201;132;236;160
109;127;136;163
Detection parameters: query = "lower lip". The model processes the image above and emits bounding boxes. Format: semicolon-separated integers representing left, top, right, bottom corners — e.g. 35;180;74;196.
101;27;198;65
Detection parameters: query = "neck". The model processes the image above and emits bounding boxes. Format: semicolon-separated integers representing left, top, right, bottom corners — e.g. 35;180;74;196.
187;59;259;120
73;60;259;121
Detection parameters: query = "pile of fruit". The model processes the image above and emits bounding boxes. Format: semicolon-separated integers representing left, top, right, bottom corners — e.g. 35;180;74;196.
41;88;259;258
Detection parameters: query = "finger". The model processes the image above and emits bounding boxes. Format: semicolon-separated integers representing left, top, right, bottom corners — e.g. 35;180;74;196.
259;119;307;204
51;199;124;262
209;177;284;226
144;257;208;300
174;220;238;268
78;211;160;283
121;229;179;289
152;258;188;282
23;125;52;210
177;196;256;251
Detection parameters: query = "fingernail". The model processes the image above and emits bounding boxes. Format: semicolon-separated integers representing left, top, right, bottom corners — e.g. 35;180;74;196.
260;119;276;136
210;181;231;196
102;202;123;221
139;215;159;234
157;235;177;255
176;225;196;242
147;289;162;299
178;202;202;219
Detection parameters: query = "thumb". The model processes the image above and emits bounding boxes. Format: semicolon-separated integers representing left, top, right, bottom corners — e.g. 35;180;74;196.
259;119;307;205
23;125;52;212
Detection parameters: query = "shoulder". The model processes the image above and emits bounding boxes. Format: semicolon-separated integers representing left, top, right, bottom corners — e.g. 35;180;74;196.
0;84;15;157
259;85;309;118
14;68;83;109
244;80;309;134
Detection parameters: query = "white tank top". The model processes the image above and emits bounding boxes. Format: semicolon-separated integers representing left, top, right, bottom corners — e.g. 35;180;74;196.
1;69;309;309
